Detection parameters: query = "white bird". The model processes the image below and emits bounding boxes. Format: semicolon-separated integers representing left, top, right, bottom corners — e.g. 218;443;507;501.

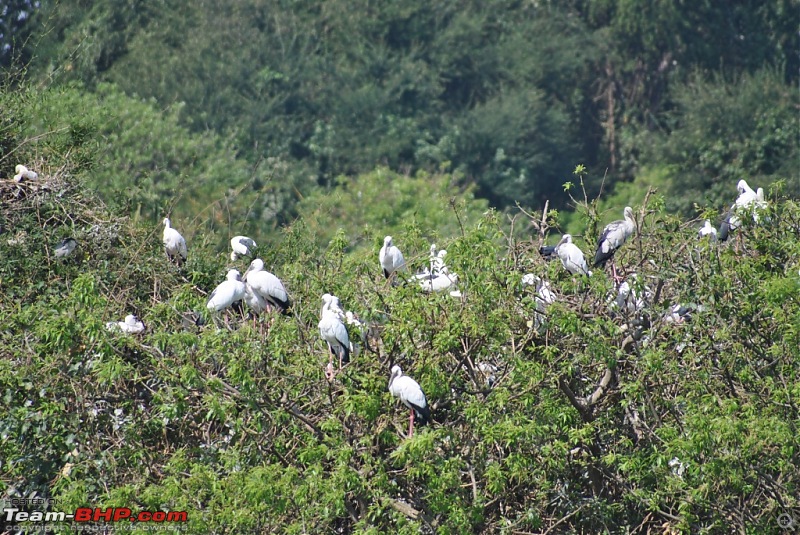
388;365;430;437
106;314;145;334
324;294;365;357
206;269;246;313
524;274;555;330
555;234;592;276
611;275;651;316
345;311;364;328
420;272;459;293
698;220;717;241
477;362;498;387
522;273;555;304
594;206;636;281
319;294;351;378
669;457;687;478
535;277;556;308
243;259;291;315
230;236;257;261
162;218;187;266
14;164;38;181
242;283;270;334
433;249;448;276
243;283;268;315
55;237;78;258
753;187;767;223
718;180;759;241
427;243;438;273
379;236;406;279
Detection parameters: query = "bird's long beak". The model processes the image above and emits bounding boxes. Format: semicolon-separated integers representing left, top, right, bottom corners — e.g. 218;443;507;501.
242;266;253;282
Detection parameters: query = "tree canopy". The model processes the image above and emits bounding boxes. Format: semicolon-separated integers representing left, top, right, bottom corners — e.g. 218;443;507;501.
13;0;795;221
1;138;798;532
1;3;799;532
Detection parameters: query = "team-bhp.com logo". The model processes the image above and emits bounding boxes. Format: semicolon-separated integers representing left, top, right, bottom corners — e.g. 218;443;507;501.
3;500;188;532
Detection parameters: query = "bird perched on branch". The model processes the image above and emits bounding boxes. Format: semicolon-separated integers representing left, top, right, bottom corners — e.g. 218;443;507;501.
207;269;246;327
162;218;187;266
106;314;145;335
594;207;635;281
230;236;257;261
698;220;717;241
243;259;291;315
319;293;351;380
555;234;592;276
388;365;430;437
718;180;759;242
55;237;78;258
379;236;406;280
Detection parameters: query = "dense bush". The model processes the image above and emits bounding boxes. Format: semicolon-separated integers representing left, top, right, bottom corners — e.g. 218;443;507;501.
1;149;797;533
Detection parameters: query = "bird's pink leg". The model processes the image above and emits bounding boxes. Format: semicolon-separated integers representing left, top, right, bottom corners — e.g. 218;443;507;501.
611;262;623;284
325;345;336;381
408;410;415;438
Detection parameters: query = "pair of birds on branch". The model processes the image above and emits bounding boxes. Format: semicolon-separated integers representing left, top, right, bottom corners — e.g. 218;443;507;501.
380;236;461;295
697;180;765;242
205;260;291;322
163;218;258;267
540;206;636;281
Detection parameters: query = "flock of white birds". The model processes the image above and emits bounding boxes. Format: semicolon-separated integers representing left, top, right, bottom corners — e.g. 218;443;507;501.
18;156;764;438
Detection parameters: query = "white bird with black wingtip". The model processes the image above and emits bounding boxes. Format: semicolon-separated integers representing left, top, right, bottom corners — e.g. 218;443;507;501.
323;293;364;358
162;218;187;266
554;234;592;276
206;269;246;321
379;236;406;280
243;259;292;315
718;179;759;241
593;206;636;281
388;365;430;438
698;220;717;241
230;236;257;261
319;293;351;380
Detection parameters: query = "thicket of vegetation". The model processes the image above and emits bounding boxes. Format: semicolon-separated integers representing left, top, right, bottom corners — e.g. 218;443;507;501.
1;1;799;533
2;88;799;532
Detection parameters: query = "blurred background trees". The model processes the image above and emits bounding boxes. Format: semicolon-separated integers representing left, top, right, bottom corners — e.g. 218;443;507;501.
3;0;797;246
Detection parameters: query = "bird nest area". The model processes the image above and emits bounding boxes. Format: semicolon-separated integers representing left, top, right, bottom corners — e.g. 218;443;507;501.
0;162;127;262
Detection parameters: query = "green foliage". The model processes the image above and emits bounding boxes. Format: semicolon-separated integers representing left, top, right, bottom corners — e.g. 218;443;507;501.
641;67;800;215
2;4;800;532
10;80;311;248
295;167;489;251
1;140;798;533
26;0;605;212
12;0;797;221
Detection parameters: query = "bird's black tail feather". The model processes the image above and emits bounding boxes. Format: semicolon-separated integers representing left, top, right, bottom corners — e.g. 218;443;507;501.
593;249;613;267
410;402;430;426
269;296;292;316
538;245;557;261
717;214;731;242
